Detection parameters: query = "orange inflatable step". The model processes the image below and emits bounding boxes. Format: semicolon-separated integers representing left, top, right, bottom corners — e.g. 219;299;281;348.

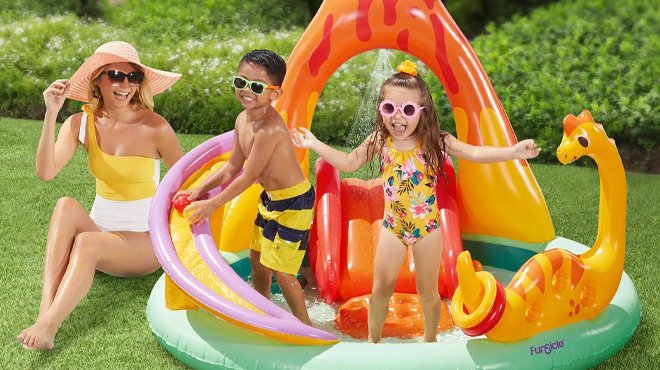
336;293;454;340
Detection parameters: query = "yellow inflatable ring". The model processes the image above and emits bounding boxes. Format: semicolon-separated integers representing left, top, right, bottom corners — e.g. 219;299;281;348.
451;272;497;328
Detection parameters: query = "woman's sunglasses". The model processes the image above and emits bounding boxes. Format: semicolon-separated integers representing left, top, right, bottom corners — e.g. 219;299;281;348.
102;70;145;86
232;76;279;95
378;100;425;119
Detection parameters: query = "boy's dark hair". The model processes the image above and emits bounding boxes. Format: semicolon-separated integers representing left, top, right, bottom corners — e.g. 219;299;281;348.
238;49;287;86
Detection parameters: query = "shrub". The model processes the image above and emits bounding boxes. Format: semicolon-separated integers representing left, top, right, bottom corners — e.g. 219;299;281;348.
456;0;660;171
103;0;311;44
1;0;658;171
443;0;562;39
0;0;104;19
0;14;123;120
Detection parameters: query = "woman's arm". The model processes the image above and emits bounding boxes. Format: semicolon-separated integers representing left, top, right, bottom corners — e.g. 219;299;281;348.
292;128;380;173
36;81;78;181
155;120;184;170
443;133;540;163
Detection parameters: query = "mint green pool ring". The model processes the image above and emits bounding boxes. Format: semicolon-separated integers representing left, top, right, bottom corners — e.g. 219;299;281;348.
146;238;641;370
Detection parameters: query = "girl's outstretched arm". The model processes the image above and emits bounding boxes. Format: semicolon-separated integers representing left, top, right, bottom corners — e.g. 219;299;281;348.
292;128;380;173
443;133;540;163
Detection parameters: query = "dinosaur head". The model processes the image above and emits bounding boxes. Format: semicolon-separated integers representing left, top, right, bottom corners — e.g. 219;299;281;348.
556;110;615;165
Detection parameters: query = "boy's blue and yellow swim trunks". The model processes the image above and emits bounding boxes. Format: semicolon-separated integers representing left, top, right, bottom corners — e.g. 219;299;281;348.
250;179;314;275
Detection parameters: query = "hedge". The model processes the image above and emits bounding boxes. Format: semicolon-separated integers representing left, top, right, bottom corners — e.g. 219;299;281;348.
0;10;384;139
0;0;105;18
458;0;660;171
1;0;658;171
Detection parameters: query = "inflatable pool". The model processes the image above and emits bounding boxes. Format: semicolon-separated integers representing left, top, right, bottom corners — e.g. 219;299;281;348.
147;237;640;369
147;0;641;368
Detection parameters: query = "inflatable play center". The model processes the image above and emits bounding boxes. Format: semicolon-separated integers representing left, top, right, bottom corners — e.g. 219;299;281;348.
146;1;641;369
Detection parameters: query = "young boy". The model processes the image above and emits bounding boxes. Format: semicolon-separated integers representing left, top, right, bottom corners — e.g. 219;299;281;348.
178;49;314;325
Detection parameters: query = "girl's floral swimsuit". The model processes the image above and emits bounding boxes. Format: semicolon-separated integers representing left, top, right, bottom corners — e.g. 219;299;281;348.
381;137;440;247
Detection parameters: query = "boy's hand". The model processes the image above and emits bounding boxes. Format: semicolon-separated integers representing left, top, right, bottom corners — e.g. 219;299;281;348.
172;188;202;202
291;127;317;150
185;199;218;226
511;139;541;160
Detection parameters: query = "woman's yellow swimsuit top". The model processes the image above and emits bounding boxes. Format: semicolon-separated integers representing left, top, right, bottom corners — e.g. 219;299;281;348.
82;105;160;202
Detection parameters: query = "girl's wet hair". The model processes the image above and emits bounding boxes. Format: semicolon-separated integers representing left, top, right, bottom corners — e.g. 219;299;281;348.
365;71;449;185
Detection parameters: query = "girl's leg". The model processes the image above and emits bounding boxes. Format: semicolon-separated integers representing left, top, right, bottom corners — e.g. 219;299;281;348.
18;198;99;343
411;228;443;342
368;228;408;343
20;230;160;350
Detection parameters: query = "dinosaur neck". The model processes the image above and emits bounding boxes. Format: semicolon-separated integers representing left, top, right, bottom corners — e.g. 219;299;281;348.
582;146;627;262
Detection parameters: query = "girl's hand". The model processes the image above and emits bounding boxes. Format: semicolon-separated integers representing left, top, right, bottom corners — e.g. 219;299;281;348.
43;80;70;113
184;199;218;226
291;127;318;150
512;139;541;160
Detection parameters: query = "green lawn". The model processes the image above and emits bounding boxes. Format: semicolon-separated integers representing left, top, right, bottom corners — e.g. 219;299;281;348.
1;117;658;369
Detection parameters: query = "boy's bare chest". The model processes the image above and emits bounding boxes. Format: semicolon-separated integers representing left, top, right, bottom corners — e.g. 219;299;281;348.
237;125;256;157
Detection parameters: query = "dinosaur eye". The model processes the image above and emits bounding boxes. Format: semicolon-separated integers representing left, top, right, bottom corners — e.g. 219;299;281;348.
577;136;589;148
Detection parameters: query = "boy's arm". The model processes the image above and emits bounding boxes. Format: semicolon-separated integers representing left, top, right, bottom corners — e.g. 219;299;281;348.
443;133;540;163
207;125;279;208
193;120;246;196
293;128;379;173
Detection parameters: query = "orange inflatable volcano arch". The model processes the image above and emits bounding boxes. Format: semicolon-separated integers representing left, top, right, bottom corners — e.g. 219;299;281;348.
274;0;555;245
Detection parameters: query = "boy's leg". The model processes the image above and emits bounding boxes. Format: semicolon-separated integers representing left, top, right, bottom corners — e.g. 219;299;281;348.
411;228;443;342
272;270;312;326
368;228;408;343
257;181;314;324
249;249;272;300
250;197;272;299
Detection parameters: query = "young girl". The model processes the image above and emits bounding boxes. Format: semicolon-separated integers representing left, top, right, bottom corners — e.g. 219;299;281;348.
292;61;540;343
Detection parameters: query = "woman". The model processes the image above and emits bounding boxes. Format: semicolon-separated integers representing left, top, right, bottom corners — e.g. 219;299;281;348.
17;41;183;350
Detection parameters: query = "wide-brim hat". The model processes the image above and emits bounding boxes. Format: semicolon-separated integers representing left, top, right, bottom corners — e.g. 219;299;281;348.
67;41;182;103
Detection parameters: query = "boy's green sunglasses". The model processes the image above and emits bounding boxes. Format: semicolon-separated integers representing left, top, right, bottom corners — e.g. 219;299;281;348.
232;76;280;95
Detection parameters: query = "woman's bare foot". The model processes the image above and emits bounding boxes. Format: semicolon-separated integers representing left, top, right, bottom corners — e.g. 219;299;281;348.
17;318;59;350
17;312;61;345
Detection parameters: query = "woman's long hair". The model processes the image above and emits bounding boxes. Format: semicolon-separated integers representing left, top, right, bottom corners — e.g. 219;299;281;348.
365;72;449;184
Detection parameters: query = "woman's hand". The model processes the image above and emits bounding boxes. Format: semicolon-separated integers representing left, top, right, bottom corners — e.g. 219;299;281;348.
511;139;541;160
184;199;218;226
291;127;318;150
43;80;70;113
